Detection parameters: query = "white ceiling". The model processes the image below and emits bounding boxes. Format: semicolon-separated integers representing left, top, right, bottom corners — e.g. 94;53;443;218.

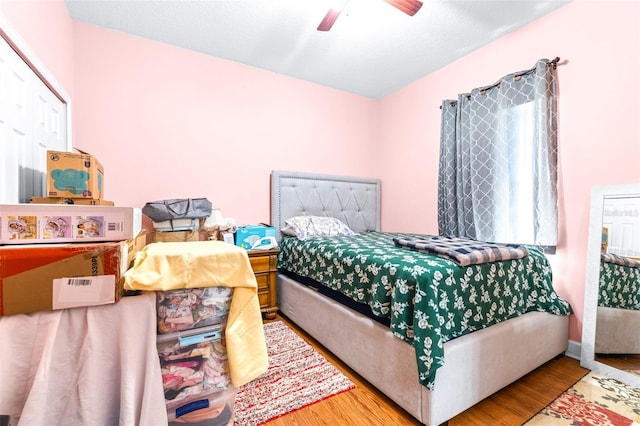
63;0;570;99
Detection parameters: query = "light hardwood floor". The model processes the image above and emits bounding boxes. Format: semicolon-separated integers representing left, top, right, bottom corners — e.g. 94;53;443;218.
264;314;588;426
595;354;640;374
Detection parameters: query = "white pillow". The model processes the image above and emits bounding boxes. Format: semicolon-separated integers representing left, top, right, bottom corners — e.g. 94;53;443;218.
282;216;355;240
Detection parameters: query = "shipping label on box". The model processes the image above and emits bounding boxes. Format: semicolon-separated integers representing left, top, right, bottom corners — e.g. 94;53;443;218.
0;204;141;245
46;150;104;199
0;231;146;316
52;275;116;310
235;225;276;250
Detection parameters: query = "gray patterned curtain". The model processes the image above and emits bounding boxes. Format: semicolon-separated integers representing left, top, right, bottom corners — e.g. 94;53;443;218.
438;59;558;251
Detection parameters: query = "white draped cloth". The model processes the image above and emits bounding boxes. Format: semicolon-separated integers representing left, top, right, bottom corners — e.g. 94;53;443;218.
0;292;167;426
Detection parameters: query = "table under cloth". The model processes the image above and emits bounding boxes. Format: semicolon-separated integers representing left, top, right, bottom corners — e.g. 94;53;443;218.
0;292;167;426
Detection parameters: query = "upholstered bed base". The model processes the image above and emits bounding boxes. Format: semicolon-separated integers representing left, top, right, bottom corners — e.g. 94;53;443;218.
278;274;569;425
595;307;640;354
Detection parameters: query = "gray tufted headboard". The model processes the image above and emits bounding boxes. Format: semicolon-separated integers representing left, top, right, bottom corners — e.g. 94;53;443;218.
270;170;381;242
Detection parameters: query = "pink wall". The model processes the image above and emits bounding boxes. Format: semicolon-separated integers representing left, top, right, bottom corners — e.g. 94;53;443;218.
71;23;378;226
378;1;640;341
0;1;74;99
3;0;639;343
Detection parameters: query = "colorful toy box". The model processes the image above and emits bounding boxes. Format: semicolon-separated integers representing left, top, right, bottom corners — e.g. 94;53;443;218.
0;204;141;245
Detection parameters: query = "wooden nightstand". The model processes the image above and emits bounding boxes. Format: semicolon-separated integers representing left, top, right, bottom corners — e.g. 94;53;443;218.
247;248;279;320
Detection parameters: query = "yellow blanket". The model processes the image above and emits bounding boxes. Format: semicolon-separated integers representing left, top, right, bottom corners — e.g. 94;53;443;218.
123;241;268;387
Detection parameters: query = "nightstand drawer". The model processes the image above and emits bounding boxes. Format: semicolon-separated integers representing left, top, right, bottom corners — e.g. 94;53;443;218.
257;288;271;307
254;273;269;288
249;255;276;273
247;248;279;320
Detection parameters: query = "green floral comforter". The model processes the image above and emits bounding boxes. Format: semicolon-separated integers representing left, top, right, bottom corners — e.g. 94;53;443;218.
599;261;640;310
277;231;572;389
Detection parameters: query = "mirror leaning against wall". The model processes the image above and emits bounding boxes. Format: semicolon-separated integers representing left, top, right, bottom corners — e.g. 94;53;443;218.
581;183;640;389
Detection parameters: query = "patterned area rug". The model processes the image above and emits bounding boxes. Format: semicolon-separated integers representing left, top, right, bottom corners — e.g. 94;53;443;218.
524;371;640;425
234;321;355;426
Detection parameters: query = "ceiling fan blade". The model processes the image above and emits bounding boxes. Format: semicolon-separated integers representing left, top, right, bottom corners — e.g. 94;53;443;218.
384;0;423;16
317;0;350;31
317;7;342;31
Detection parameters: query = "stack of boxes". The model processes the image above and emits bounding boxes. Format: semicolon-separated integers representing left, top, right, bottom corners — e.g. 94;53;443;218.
134;200;239;424
147;204;232;244
155;286;237;425
0;149;144;316
2;149;240;423
143;199;213;244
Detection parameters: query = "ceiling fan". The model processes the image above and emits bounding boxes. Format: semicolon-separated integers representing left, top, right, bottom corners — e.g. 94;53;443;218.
317;0;423;32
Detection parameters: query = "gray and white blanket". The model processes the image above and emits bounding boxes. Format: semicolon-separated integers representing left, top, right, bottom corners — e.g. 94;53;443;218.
393;235;530;266
601;252;640;269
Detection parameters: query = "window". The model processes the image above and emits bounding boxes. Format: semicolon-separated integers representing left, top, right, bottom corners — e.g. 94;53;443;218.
438;59;558;252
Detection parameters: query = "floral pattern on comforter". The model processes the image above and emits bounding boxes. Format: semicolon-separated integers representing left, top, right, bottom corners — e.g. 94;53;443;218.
277;231;572;389
599;260;640;311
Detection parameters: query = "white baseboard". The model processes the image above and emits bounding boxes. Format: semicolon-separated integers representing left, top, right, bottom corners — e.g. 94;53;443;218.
565;340;581;360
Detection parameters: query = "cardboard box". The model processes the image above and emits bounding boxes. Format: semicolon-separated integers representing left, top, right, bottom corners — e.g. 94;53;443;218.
0;231;147;316
46;150;104;199
31;197;115;206
152;218;200;232
235;225;276;250
0;204;141;245
153;230;202;243
124;230;147;268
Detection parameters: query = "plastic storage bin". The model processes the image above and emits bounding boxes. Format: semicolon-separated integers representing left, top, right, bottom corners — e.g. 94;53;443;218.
156;287;233;334
167;387;236;426
157;324;232;410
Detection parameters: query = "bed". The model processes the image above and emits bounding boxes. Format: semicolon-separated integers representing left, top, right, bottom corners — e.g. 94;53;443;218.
270;170;572;425
595;254;640;354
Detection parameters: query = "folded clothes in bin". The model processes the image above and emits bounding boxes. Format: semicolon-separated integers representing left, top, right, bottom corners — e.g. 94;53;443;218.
124;241;269;387
157;287;233;334
157;325;231;410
